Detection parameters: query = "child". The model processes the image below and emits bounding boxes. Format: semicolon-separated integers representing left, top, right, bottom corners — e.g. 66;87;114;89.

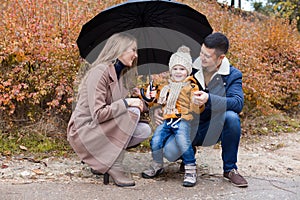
141;46;204;187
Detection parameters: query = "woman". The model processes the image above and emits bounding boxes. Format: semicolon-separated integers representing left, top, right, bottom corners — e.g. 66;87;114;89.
67;32;151;187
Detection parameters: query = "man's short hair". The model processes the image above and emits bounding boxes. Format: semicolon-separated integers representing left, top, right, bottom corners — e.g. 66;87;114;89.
203;32;229;56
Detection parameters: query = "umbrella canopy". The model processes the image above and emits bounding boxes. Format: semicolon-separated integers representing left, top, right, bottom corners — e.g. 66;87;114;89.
77;0;213;74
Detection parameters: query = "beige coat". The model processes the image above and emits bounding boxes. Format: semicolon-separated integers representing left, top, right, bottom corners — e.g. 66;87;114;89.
67;63;139;173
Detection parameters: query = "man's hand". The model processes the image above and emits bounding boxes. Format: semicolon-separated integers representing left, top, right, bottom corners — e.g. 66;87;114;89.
193;91;209;106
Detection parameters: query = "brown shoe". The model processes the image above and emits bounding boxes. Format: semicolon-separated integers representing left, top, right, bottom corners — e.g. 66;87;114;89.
223;169;248;187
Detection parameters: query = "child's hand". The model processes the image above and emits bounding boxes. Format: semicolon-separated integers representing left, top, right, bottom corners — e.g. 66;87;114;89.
146;85;156;99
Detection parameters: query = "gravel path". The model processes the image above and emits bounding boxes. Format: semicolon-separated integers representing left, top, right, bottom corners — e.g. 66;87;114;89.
1;132;299;199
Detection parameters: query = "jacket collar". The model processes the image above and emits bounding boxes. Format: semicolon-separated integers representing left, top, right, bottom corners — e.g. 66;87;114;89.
193;57;230;89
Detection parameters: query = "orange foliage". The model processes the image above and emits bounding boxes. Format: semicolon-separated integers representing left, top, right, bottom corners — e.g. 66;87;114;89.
0;0;299;125
186;0;300;116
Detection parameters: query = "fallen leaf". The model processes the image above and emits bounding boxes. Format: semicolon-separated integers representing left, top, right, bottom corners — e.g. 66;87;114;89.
19;145;28;151
3;151;11;156
1;164;9;169
32;169;44;175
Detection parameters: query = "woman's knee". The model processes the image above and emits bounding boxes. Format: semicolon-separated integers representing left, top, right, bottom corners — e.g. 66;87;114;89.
128;107;141;117
134;122;151;139
141;123;152;138
127;123;151;148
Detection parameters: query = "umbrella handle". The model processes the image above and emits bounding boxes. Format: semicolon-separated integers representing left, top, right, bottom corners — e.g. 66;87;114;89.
140;81;155;102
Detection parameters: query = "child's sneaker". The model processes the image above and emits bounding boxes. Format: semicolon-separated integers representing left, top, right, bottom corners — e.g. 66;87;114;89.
141;162;164;179
182;164;197;187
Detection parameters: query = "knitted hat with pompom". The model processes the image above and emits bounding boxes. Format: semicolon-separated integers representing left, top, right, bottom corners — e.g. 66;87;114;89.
168;45;193;75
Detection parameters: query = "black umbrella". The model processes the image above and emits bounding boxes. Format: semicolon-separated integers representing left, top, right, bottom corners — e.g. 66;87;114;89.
77;0;213;74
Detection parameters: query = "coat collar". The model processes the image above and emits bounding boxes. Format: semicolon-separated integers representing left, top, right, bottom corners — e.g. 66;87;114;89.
107;63;118;82
193;57;230;89
107;62;128;100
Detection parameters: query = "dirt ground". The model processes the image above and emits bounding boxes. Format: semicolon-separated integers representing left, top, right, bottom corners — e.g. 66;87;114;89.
197;131;300;179
1;131;299;199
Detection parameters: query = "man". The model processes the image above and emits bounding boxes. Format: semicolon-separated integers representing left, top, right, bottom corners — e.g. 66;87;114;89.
155;32;248;187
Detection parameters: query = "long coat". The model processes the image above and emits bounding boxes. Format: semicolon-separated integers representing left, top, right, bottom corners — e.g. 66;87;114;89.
67;63;139;173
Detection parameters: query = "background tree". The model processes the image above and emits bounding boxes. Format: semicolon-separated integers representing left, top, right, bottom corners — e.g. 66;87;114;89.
253;0;300;31
230;0;242;9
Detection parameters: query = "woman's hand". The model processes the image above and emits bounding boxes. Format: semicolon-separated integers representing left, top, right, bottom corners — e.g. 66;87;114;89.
125;98;145;112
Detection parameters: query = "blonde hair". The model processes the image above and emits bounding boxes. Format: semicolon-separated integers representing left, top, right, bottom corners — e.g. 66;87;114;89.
77;32;138;98
93;32;137;67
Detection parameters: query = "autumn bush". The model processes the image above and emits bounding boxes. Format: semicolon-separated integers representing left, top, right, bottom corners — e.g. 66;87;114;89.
192;0;299;115
0;0;299;145
0;1;117;125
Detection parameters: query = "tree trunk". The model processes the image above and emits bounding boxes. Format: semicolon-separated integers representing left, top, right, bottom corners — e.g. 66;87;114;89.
231;0;235;7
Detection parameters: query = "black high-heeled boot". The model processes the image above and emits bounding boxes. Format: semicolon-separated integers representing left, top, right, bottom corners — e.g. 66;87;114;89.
103;173;109;185
91;168;103;176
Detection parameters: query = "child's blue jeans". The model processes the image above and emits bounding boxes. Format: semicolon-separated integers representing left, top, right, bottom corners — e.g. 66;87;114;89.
150;118;196;165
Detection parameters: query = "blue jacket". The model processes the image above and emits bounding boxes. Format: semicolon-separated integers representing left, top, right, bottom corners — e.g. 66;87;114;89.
192;57;244;122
